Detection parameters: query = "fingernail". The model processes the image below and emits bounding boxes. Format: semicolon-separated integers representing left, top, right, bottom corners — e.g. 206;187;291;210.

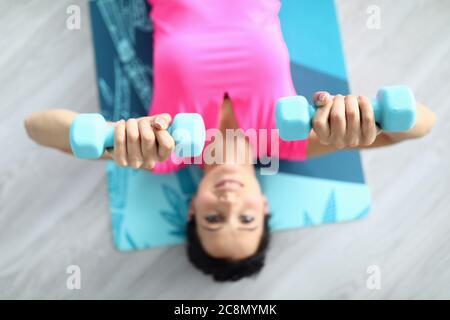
155;117;167;129
319;93;326;101
132;161;142;169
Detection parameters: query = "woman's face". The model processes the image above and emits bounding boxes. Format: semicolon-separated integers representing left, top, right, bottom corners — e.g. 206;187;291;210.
189;163;268;260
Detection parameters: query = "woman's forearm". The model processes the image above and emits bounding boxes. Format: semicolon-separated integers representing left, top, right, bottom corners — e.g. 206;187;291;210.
383;102;436;142
24;109;78;154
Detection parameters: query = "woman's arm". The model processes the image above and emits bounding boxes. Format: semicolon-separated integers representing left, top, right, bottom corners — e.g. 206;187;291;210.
24;109;79;154
306;94;436;158
375;102;436;144
24;109;175;170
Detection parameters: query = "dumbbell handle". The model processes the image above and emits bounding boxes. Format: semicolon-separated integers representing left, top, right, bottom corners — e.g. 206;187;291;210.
100;121;191;149
101;118;204;155
301;95;414;133
100;124;180;149
304;98;383;125
103;125;116;150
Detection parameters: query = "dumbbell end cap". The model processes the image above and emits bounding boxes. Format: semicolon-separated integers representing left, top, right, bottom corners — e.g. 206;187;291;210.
170;113;206;158
377;85;416;132
276;96;311;141
70;114;107;159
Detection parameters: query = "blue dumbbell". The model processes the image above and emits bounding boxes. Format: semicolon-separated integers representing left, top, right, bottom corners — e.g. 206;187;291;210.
70;113;206;159
276;85;417;141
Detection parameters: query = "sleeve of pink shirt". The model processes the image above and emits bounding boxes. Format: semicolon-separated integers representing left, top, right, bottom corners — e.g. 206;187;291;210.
278;138;309;161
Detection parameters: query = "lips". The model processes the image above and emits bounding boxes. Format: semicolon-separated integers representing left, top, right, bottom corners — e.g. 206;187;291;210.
215;179;244;190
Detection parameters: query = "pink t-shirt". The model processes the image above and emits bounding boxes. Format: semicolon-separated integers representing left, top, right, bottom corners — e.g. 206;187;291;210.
148;0;308;173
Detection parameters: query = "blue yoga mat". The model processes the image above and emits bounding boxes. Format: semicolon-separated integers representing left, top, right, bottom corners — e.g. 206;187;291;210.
89;0;371;251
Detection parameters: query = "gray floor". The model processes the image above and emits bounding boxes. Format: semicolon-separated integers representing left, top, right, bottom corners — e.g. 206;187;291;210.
0;0;449;299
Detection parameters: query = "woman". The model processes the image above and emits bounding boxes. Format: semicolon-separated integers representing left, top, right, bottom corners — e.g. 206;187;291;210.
24;0;436;281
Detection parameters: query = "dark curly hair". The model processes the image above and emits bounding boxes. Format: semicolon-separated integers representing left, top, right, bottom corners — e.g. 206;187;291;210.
186;215;270;282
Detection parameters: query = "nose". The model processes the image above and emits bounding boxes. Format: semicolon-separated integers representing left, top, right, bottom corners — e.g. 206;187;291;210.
217;191;238;207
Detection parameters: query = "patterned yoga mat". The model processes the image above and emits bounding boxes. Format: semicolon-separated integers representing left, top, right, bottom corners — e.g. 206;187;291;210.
89;0;370;251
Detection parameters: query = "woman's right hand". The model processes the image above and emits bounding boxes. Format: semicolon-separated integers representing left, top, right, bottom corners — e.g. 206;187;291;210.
107;113;174;170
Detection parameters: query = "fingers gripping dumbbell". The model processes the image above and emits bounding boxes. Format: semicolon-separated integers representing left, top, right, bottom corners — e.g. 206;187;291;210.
70;113;206;159
275;85;417;141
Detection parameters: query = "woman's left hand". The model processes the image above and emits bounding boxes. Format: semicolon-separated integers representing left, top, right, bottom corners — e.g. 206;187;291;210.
311;91;380;149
